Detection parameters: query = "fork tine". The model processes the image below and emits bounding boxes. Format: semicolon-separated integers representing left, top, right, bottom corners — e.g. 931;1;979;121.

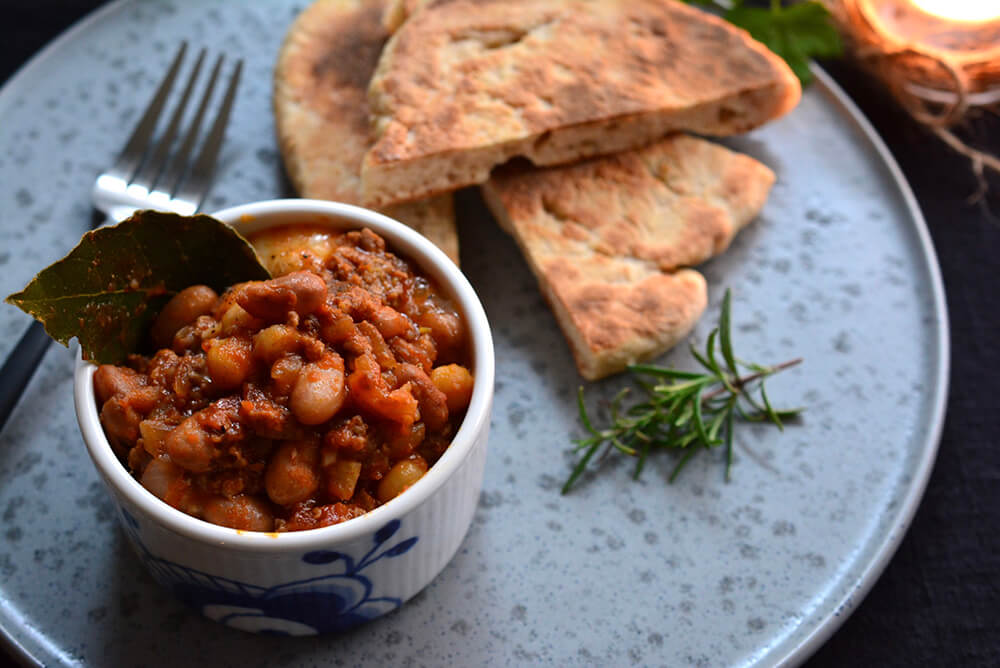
161;54;224;198
109;42;187;182
174;59;243;210
131;48;207;192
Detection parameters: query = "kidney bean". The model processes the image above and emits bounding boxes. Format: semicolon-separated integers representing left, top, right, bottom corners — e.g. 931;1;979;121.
202;494;275;532
164;398;242;473
237;271;327;321
93;365;146;405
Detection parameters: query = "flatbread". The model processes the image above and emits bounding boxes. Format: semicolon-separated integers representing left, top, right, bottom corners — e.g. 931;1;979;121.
381;0;422;32
361;0;799;207
481;135;775;380
274;0;459;264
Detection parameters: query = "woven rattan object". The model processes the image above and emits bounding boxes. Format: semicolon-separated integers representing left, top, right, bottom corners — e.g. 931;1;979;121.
829;0;1000;185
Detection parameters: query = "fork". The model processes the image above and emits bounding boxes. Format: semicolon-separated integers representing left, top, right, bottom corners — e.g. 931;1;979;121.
0;42;243;432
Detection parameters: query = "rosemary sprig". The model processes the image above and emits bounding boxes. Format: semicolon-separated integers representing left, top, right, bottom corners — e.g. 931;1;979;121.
562;289;803;494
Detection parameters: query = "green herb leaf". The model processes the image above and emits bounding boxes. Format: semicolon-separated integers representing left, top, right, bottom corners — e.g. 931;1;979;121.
692;385;712;445
725;2;842;85
576;386;599;436
678;0;842;85
562;292;804;494
626;365;704;380
562;439;602;494
760;381;783;430
5;210;271;364
718;289;739;378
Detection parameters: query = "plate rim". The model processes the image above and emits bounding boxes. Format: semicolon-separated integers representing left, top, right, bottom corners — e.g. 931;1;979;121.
766;65;950;667
0;4;950;665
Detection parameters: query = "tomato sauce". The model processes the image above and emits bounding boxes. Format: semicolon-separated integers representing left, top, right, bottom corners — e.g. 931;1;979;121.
93;226;473;532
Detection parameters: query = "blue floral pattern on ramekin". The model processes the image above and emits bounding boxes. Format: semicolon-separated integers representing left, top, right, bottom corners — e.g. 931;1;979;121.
119;509;418;635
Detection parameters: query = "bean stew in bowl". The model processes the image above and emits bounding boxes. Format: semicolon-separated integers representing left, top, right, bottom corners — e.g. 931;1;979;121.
74;200;494;634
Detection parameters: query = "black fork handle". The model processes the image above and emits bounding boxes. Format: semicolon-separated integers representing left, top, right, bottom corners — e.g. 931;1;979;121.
0;321;53;432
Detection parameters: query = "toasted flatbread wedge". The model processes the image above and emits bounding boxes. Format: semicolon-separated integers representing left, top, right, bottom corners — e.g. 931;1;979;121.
361;0;799;207
481;135;775;380
274;0;459;264
525;251;708;382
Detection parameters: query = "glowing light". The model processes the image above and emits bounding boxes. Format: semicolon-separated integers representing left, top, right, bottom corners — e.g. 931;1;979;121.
909;0;1000;22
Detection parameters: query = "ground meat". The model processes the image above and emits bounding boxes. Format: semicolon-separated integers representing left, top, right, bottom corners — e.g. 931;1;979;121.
95;225;474;532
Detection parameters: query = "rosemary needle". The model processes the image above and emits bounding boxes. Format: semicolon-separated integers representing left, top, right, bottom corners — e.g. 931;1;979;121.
562;289;803;494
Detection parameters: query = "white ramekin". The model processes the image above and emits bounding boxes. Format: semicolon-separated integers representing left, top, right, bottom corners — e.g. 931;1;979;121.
74;199;494;635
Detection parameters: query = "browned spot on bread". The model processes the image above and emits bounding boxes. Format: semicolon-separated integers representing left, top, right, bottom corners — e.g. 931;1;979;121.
274;0;459;264
313;3;387;90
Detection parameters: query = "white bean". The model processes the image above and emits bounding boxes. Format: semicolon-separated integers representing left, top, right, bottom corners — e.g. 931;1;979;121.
289;352;345;425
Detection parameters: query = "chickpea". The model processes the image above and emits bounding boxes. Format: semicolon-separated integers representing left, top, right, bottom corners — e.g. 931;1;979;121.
151;285;218;349
385;422;426;459
220;303;262;335
205;336;253;391
377;456;428;502
265;440;320;505
326;459;363;501
253;324;299;364
289;352;346;426
202;495;274;532
417;306;464;357
430;364;475;413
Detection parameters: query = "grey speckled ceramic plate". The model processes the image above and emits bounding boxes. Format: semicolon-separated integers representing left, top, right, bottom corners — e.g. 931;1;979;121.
0;2;947;666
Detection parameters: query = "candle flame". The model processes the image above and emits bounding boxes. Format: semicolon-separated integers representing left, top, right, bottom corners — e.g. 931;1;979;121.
909;0;1000;22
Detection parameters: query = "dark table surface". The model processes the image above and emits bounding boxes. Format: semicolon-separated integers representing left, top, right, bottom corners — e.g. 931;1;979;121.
2;2;998;666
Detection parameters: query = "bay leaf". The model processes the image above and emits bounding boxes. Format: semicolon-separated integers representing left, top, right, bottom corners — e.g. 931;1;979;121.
5;210;271;364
